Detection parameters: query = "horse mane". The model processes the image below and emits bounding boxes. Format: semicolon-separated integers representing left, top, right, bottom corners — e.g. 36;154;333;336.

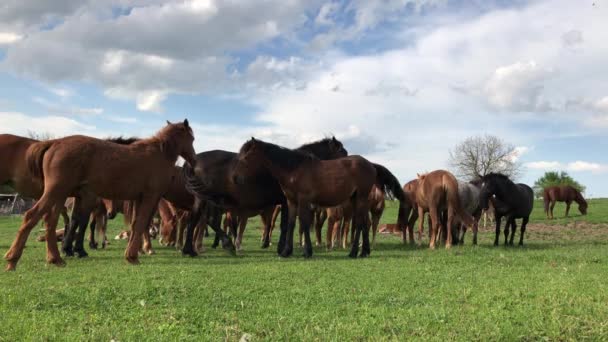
105;136;139;145
242;139;317;171
135;124;185;162
483;172;513;183
296;137;345;159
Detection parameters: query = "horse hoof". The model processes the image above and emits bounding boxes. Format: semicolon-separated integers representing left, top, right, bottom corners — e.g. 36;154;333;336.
182;250;198;257
348;252;358;259
125;256;140;265
359;252;369;258
5;262;17;272
63;249;74;257
146;249;155;255
48;258;66;267
89;243;98;250
76;250;88;258
280;249;293;258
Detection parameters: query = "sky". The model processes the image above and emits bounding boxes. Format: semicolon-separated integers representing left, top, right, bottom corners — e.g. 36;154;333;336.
1;0;607;197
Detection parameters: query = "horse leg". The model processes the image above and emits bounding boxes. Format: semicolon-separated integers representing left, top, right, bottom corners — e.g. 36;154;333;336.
62;203;79;257
503;217;511;246
236;214;248;252
209;206;235;254
5;194;57;270
100;213;108;249
417;207;425;246
326;214;335;251
445;207;454;249
342;214;350;249
508;219;517;246
472;220;479;246
348;199;361;259
89;214;98;250
550;200;556;220
195;215;206;254
142;223;154;255
371;211;380;249
182;200;204;257
406;207;418;246
298;203;314;258
494;215;501;246
314;209;323;247
565;201;571;217
260;207;273;249
45;204;66;267
73;194;97;258
360;210;372;258
519;216;529;246
428;206;440;250
280;200;298;258
125;196;158;264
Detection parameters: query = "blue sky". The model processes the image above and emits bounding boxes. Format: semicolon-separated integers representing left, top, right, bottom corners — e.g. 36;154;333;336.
1;0;607;196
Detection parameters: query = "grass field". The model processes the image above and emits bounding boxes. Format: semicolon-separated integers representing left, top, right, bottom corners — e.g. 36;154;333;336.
1;199;607;341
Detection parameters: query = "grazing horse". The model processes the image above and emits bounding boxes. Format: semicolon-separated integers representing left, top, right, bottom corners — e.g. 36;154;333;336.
400;179;420;245
233;138;407;258
452;181;482;245
479;173;534;246
4;120;196;271
543;185;588;219
415;170;475;249
182;137;348;257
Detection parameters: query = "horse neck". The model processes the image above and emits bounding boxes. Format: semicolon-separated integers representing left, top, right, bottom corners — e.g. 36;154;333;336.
136;136;180;166
493;178;519;205
573;190;586;205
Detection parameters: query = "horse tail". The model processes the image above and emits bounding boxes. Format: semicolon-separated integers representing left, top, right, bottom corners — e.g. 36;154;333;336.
372;163;412;229
26;140;54;179
372;163;405;202
445;176;475;227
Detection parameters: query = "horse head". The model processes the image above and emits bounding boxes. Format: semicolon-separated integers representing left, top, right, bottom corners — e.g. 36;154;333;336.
160;119;196;167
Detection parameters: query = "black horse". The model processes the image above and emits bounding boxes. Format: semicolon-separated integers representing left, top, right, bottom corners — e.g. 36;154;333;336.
182;137;348;257
479;173;534;246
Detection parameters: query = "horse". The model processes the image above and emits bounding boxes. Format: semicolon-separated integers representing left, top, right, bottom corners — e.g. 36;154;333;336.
543;185;588;219
369;185;386;248
61;137;140;258
414;170;475;249
4;120;196;271
479;173;534;246
400;179;421;245
233;138;407;258
325;200;353;250
0;134;70;233
451;180;482;245
182;137;348;257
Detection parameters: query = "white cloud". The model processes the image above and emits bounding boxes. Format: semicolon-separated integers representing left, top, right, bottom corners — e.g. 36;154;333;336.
107;116;138;124
136;91;167;112
0;32;22;44
484;60;555;112
33;97;103;116
526;161;563;170
526;160;608;174
0;111;95;137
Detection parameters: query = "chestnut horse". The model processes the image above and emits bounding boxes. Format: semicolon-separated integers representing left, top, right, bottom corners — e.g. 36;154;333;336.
415;170;475;249
233;138;407;258
543;185;588;219
479;173;534;246
4;120;196;271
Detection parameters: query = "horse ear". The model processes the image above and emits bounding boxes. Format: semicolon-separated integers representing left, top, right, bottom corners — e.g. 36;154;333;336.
251;137;256;142
183;119;189;128
332;136;337;143
166;120;171;125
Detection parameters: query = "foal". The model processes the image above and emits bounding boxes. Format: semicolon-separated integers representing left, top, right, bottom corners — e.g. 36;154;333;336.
4;120;196;270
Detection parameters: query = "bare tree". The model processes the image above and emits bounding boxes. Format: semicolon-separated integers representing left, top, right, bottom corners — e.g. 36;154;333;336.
27;130;54;141
448;135;522;180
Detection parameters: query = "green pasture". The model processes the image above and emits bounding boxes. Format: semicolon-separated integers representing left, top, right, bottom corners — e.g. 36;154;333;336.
0;199;607;341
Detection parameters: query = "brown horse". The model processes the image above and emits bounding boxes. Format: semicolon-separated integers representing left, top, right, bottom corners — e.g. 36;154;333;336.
544;185;588;219
400;179;421;245
325;201;353;249
369;185;385;248
415;170;475;249
0;134;70;229
4;120;196;271
233;138;403;258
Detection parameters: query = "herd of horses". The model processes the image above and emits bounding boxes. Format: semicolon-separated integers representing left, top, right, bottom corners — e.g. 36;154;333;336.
0;120;589;271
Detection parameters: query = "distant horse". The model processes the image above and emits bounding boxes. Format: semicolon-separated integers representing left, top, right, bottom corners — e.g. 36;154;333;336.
233;138;407;258
479;173;534;246
182;137;348;257
415;170;475;249
4;120;196;271
325;200;353;249
452;181;482;245
543;185;588;219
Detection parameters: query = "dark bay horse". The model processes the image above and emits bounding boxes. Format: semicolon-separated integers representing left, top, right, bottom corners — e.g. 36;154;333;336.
543;185;588;219
4;120;196;271
181;137;348;257
479;173;534;246
233;138;407;258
